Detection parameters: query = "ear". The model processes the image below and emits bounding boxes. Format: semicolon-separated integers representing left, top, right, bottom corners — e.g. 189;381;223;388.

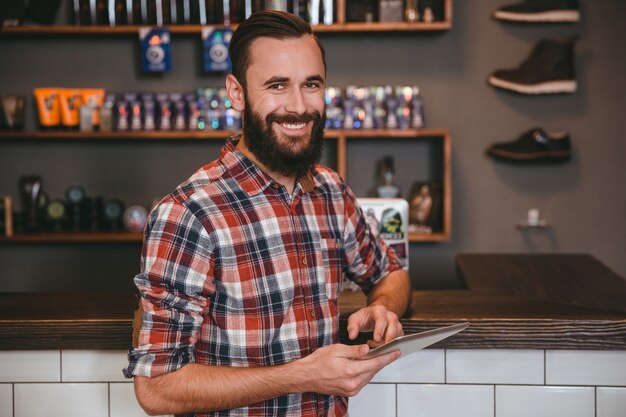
226;74;245;112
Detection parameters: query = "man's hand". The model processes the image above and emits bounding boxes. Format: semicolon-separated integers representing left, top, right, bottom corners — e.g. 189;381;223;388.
347;304;404;347
296;343;400;397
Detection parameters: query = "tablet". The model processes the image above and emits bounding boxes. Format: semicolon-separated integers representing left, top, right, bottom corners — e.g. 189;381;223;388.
363;322;470;359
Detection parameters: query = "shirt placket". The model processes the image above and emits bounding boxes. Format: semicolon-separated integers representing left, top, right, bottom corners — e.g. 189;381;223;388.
291;192;326;417
293;193;320;347
273;182;328;417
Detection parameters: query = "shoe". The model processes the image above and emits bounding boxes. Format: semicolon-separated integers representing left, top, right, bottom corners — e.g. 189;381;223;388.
493;0;580;23
488;37;577;94
486;128;572;161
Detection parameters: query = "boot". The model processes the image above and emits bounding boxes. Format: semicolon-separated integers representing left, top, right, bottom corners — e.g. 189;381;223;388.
493;0;580;23
488;37;578;94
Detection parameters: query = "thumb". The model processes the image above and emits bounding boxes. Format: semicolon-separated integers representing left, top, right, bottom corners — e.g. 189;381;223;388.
341;343;370;359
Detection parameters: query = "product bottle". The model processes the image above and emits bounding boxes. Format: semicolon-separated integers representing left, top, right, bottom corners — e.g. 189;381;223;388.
19;175;43;233
377;156;401;198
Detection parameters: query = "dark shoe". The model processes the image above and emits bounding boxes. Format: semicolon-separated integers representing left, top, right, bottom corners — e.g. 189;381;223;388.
486;128;572;161
488;37;577;94
494;0;580;23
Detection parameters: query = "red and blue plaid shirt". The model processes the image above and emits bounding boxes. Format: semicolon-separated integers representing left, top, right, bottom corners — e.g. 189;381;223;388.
125;136;402;417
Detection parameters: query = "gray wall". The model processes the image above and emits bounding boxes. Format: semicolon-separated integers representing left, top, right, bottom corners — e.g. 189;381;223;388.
1;1;624;292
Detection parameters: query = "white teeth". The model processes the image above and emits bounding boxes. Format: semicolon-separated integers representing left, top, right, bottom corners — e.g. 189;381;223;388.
281;122;306;130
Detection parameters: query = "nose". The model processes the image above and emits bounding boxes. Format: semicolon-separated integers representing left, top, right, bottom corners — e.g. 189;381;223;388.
284;88;306;115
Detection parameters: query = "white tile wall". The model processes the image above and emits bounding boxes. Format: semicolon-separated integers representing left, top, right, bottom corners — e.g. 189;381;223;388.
0;350;60;382
447;349;544;385
110;382;155;417
0;384;12;417
349;383;396;417
397;384;493;417
14;383;108;417
3;348;626;417
597;387;626;417
546;350;626;386
496;386;595;417
372;349;445;383
62;350;129;382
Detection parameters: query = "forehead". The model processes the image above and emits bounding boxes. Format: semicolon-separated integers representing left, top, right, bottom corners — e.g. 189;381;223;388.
246;35;325;83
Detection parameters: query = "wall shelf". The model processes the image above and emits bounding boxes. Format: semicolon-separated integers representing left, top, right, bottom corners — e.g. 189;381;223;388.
0;0;452;35
1;128;451;243
0;21;450;35
0;231;142;243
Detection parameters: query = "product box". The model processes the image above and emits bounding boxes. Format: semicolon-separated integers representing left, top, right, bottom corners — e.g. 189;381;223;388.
202;27;233;73
139;27;171;72
357;197;409;269
0;196;14;237
379;0;403;22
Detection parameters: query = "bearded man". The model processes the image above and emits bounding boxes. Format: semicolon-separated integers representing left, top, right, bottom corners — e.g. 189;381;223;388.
124;10;411;417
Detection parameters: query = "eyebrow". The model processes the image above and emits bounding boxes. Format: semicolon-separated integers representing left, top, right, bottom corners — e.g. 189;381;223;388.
262;74;325;87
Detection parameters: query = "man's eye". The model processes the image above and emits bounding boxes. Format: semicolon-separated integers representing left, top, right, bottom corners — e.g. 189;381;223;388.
305;82;321;89
269;84;285;90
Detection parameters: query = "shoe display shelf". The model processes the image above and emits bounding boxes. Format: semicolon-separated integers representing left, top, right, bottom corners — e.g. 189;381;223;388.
0;128;451;243
0;0;452;34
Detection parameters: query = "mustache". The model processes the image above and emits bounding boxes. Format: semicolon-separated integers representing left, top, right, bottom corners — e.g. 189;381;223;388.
265;111;322;125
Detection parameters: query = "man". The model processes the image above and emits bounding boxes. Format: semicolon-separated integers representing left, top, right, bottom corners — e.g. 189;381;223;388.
124;10;412;417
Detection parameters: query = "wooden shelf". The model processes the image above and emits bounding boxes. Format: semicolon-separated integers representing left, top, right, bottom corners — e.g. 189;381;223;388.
2;128;451;242
0;21;450;35
0;231;449;243
0;0;452;35
338;129;452;243
0;130;238;140
0;231;142;243
0;128;446;141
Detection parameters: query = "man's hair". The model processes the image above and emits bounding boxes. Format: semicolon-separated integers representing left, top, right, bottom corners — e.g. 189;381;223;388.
229;10;327;89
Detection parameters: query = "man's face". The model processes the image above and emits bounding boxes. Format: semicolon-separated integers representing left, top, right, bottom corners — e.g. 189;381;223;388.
241;35;327;178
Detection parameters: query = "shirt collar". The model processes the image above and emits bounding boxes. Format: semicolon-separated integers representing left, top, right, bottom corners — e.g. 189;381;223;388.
219;135;319;197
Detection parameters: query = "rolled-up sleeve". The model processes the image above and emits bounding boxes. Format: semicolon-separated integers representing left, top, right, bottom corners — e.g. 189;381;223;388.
124;199;214;378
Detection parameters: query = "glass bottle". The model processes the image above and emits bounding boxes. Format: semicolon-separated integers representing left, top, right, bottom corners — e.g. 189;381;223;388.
377;156;401;198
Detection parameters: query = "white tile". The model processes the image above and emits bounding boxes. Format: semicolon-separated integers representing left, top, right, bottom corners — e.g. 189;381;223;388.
496;385;594;417
397;384;493;417
372;349;445;383
0;350;60;382
598;387;626;417
62;350;128;382
546;350;626;386
349;384;396;417
110;382;174;417
447;349;544;385
14;383;108;417
0;384;12;417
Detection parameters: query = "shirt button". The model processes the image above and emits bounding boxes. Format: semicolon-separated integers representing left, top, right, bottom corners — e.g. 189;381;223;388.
271;182;281;189
310;310;316;319
302;257;308;266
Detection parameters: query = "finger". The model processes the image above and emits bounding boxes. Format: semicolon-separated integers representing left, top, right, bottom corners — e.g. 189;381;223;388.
359;349;401;371
377;349;401;367
367;338;384;349
372;313;388;342
347;310;372;340
346;314;361;340
383;320;403;343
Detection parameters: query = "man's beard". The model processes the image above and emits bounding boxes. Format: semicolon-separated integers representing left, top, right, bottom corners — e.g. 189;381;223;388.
242;98;326;179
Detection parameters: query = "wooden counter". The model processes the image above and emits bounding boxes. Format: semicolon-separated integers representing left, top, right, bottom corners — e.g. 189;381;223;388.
2;254;626;350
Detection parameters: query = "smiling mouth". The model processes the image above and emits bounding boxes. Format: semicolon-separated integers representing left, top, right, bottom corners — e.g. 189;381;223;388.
281;122;307;130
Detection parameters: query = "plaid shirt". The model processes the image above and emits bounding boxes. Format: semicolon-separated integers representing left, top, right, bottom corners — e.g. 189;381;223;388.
125;136;402;417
